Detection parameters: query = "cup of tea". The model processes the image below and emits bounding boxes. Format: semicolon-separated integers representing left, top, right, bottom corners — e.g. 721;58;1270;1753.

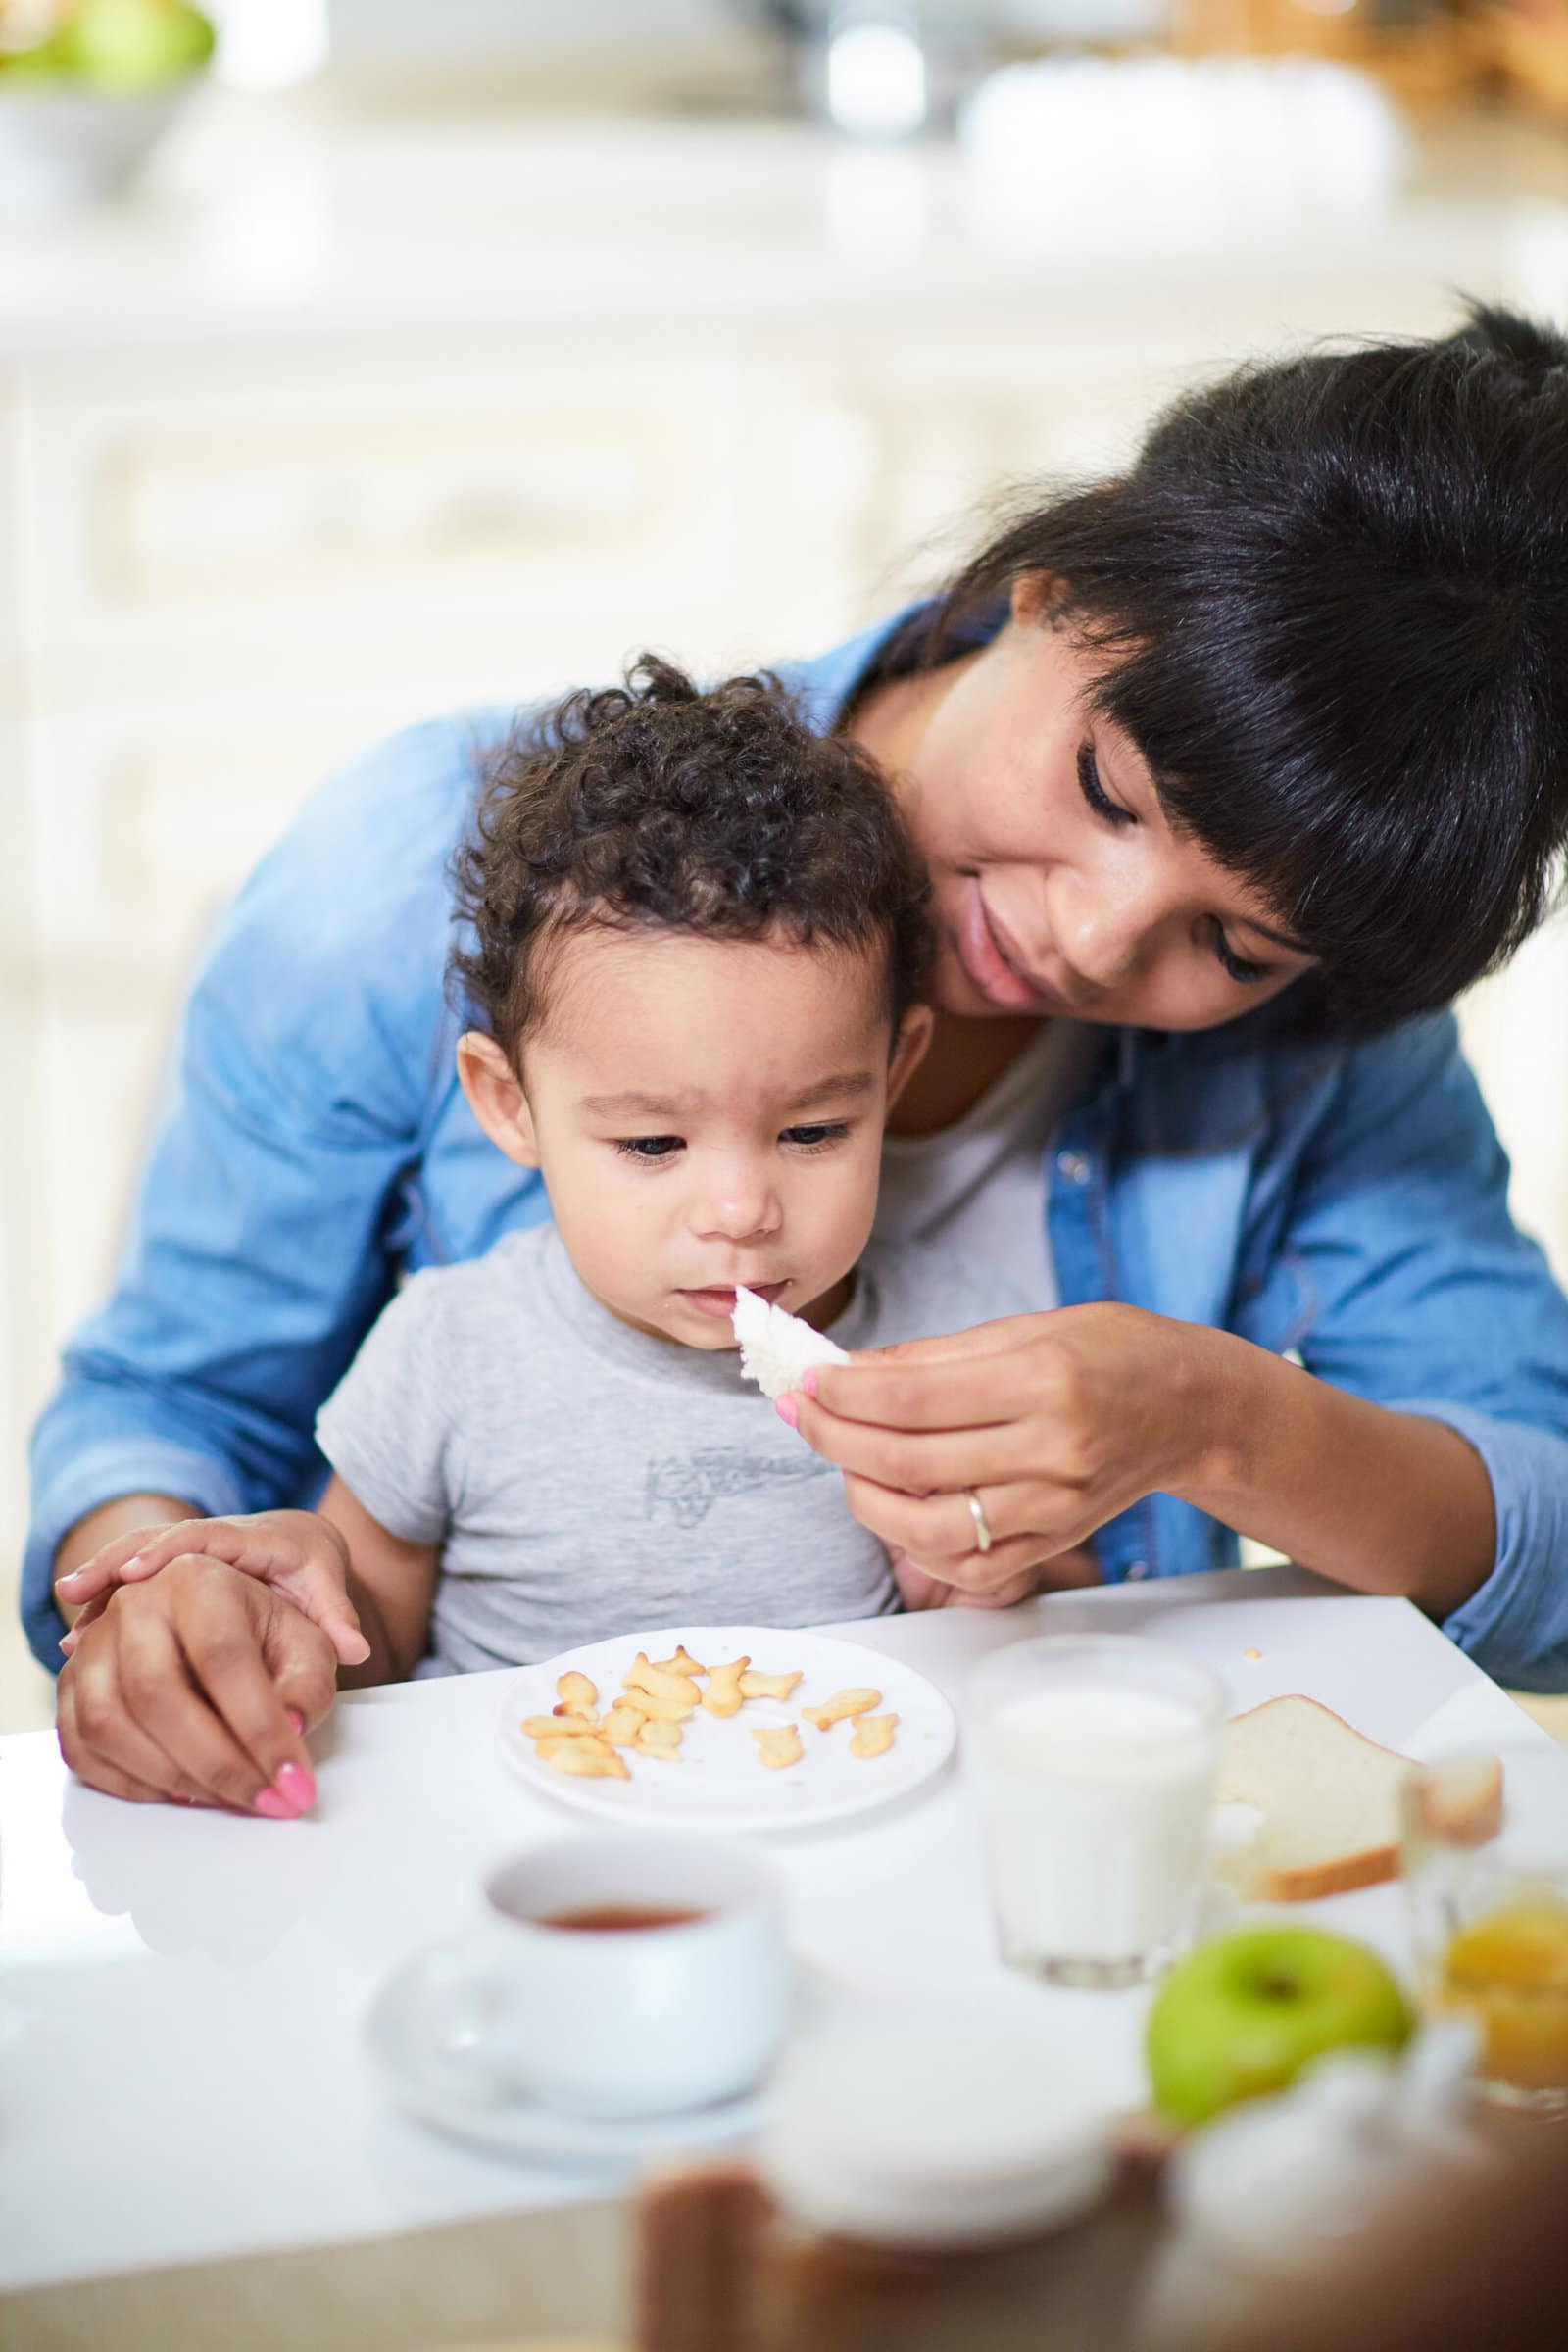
380;1833;791;2118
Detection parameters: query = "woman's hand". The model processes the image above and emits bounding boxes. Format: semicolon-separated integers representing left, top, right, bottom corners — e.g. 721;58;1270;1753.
56;1510;370;1666
792;1305;1212;1597
56;1557;339;1812
888;1545;1098;1610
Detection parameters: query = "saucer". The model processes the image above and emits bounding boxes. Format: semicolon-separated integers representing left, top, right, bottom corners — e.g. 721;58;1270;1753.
365;1942;764;2169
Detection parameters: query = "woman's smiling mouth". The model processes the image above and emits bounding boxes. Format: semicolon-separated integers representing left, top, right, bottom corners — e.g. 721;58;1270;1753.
956;879;1083;1014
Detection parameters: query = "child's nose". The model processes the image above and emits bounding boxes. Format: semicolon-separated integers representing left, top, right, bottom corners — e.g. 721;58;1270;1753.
692;1163;782;1244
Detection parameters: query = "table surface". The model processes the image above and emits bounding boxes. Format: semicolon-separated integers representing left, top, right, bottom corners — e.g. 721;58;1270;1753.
0;1567;1544;2304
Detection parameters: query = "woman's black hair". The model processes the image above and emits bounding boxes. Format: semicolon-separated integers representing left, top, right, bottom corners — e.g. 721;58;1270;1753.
868;303;1568;1030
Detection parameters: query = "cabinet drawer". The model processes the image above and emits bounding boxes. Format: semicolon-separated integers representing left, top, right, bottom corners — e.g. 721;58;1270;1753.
23;356;743;691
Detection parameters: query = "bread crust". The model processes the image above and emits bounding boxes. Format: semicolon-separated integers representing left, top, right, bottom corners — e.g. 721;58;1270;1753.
1222;1692;1404;1761
1252;1842;1400;1903
1219;1695;1503;1903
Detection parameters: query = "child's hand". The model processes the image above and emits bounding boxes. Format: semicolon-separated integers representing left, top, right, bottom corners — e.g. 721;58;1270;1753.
57;1510;370;1667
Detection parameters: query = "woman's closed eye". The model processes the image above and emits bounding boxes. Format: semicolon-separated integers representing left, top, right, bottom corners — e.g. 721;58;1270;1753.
1076;742;1134;827
1210;923;1268;986
1079;737;1274;986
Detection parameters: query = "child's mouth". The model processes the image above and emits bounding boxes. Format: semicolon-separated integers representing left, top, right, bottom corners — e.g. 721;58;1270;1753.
677;1281;789;1321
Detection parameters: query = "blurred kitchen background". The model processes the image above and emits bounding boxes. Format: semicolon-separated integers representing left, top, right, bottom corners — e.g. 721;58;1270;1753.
3;0;1568;1731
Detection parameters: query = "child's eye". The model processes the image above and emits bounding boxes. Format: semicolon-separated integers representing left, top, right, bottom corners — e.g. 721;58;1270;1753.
781;1123;851;1152
1211;925;1268;986
615;1136;684;1162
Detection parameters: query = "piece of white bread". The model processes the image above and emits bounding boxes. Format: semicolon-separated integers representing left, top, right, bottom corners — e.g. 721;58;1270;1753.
732;1285;850;1402
1215;1695;1502;1903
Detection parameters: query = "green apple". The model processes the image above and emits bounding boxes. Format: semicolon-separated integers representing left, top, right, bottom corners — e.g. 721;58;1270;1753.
24;1;216;93
1147;1926;1412;2128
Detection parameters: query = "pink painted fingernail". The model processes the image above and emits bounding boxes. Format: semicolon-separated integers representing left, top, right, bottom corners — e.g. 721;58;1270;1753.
773;1394;799;1429
57;1567;86;1590
274;1759;316;1810
801;1368;819;1399
253;1786;300;1821
285;1707;305;1735
170;1793;194;1806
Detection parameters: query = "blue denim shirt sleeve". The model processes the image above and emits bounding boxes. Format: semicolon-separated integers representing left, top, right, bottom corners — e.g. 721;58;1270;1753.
22;710;517;1667
1241;1011;1568;1690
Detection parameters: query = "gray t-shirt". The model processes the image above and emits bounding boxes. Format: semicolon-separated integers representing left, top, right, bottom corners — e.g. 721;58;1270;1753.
316;1222;1035;1674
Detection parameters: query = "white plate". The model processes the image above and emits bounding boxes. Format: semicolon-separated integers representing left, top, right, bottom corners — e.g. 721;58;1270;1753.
495;1624;957;1833
365;1942;761;2170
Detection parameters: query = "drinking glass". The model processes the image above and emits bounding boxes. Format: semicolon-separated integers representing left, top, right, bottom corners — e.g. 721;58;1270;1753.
965;1635;1227;1988
1402;1744;1568;2116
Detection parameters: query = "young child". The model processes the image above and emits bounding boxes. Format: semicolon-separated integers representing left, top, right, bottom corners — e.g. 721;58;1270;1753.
83;661;1036;1681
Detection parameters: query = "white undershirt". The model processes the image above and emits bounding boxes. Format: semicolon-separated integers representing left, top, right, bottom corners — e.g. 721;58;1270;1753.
869;1022;1095;1313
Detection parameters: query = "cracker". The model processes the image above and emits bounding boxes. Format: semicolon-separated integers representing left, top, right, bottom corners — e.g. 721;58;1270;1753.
600;1703;648;1747
555;1671;599;1719
752;1724;803;1772
637;1718;684;1760
738;1669;802;1702
849;1713;898;1759
627;1687;698;1723
653;1644;708;1679
521;1714;601;1740
803;1687;881;1732
623;1653;702;1709
704;1656;752;1717
536;1737;628;1780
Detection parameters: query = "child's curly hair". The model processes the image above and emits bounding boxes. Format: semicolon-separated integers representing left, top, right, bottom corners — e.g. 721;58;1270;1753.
450;655;932;1061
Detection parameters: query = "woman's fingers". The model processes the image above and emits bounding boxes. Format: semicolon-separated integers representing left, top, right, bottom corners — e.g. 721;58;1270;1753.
59;1628;240;1808
789;1391;1037;1495
891;1541;1102;1611
841;1469;1090;1577
57;1560;335;1813
137;1574;329;1808
808;1319;1045;1426
888;1549;956;1611
107;1610;292;1812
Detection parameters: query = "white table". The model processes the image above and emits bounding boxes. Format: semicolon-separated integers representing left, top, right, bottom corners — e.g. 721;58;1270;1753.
0;1568;1544;2297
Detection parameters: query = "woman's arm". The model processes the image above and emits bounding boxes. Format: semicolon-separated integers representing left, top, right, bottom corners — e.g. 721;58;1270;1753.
24;710;505;1674
790;1011;1568;1673
1181;1333;1494;1618
787;1304;1494;1617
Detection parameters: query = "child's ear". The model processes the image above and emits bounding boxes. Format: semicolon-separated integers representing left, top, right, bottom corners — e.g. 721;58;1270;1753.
886;1003;935;1108
457;1031;540;1168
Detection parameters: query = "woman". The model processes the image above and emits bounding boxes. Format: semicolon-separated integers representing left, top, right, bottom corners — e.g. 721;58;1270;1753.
37;303;1568;1813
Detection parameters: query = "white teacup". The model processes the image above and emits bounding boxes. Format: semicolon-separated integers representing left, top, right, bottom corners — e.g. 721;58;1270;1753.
386;1833;791;2119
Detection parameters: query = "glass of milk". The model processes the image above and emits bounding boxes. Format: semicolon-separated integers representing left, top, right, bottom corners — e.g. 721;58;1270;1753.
966;1636;1227;1987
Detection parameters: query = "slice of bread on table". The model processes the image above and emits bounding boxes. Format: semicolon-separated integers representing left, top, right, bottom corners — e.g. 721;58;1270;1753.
1215;1694;1501;1901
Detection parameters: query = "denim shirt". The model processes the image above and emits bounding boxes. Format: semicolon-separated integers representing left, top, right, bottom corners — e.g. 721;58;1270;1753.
24;614;1568;1688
